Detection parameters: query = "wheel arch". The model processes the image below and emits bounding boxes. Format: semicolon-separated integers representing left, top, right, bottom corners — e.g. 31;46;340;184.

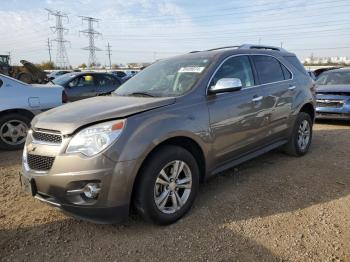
299;102;315;121
0;108;35;120
130;135;206;207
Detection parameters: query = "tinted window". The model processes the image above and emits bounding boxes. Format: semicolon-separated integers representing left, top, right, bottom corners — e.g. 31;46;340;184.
0;79;3;88
281;63;292;80
116;71;127;78
284;56;307;75
211;56;255;88
68;75;94;88
96;75;120;86
252;56;285;84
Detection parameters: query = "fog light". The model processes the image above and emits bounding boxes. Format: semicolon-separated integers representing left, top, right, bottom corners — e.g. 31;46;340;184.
83;183;101;199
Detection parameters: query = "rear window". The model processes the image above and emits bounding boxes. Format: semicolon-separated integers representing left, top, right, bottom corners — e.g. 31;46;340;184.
284;56;307;75
252;56;285;84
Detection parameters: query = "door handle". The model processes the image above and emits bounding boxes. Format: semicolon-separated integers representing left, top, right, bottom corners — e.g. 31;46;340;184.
288;86;296;91
252;96;263;102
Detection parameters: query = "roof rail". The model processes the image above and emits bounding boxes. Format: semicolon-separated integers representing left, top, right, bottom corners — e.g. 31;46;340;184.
239;44;287;52
206;46;241;52
200;44;287;53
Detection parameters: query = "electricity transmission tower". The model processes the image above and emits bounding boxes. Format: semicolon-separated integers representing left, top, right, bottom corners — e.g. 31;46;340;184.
106;42;112;69
79;16;102;68
46;9;70;69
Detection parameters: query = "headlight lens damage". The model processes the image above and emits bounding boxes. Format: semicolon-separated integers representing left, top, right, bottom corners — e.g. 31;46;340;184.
66;119;126;157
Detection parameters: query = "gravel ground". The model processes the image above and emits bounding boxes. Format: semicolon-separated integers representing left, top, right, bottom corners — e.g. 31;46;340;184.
0;121;349;262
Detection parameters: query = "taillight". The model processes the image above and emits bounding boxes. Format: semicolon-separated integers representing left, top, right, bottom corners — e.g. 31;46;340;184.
62;91;68;103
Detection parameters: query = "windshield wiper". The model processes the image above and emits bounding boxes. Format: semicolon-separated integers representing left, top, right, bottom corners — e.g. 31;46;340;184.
127;92;157;97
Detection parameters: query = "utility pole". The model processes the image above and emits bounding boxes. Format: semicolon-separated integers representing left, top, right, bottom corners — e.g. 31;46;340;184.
47;38;52;63
7;51;11;65
46;9;70;69
79;16;101;68
106;42;112;69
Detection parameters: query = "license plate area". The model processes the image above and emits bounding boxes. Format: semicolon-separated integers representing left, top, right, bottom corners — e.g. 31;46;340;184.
20;174;37;196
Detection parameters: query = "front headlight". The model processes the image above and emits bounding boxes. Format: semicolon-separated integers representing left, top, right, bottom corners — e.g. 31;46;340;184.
66;119;126;157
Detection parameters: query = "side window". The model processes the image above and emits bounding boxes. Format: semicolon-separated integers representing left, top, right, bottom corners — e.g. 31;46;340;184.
211;56;255;88
283;56;307;75
97;75;120;87
281;63;292;80
68;75;94;88
252;56;285;84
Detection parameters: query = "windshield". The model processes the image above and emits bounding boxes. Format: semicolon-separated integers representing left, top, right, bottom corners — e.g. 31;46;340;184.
316;71;350;85
52;73;77;86
114;55;212;97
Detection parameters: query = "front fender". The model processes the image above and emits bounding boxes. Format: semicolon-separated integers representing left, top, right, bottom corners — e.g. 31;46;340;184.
105;104;211;164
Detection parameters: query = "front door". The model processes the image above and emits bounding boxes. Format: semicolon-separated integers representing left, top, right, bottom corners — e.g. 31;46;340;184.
207;55;269;168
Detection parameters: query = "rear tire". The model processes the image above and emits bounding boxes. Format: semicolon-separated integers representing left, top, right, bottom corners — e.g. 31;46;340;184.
134;145;199;225
0;113;31;150
284;112;313;156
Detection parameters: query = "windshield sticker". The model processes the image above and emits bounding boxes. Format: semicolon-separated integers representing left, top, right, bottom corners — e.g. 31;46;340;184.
178;67;205;73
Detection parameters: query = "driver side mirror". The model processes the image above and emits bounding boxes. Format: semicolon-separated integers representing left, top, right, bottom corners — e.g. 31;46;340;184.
209;78;242;94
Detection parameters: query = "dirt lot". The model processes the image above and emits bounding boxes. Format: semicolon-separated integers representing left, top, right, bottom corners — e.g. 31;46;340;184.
0;121;349;262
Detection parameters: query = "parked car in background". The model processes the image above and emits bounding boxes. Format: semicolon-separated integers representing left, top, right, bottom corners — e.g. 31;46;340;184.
110;70;132;82
20;44;315;225
47;70;71;80
0;74;65;150
315;68;350;120
314;67;343;78
51;72;122;101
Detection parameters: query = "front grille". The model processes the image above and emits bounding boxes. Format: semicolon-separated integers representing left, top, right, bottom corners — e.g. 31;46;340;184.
27;154;55;171
317;92;350;96
32;131;62;144
316;99;344;108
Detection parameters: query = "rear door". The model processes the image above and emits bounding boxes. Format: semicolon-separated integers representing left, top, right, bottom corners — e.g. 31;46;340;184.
251;55;295;141
65;74;97;101
207;55;269;167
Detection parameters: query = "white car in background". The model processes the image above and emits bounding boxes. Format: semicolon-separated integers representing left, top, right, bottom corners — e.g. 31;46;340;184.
0;74;65;150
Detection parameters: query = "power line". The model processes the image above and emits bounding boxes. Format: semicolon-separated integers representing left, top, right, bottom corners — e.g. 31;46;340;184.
79;16;102;68
104;0;349;25
106;42;112;69
46;8;70;69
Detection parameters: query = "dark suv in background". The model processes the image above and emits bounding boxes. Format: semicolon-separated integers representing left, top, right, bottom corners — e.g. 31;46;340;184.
21;44;315;225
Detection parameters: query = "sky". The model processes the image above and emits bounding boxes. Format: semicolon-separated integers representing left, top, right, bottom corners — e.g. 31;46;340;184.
0;0;350;67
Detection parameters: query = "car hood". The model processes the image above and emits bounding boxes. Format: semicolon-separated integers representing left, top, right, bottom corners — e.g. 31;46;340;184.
316;85;350;94
32;96;176;134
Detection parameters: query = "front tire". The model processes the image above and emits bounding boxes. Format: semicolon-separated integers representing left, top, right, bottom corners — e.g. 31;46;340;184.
284;112;313;156
134;145;199;225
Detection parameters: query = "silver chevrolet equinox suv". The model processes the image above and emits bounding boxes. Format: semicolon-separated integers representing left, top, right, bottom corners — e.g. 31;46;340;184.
21;44;315;225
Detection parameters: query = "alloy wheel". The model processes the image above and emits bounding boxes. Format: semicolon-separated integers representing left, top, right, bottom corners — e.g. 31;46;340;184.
0;120;28;146
297;120;310;151
154;160;192;214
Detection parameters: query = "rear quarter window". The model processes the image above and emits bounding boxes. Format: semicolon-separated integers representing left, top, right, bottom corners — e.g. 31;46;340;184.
252;55;285;84
283;56;307;75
